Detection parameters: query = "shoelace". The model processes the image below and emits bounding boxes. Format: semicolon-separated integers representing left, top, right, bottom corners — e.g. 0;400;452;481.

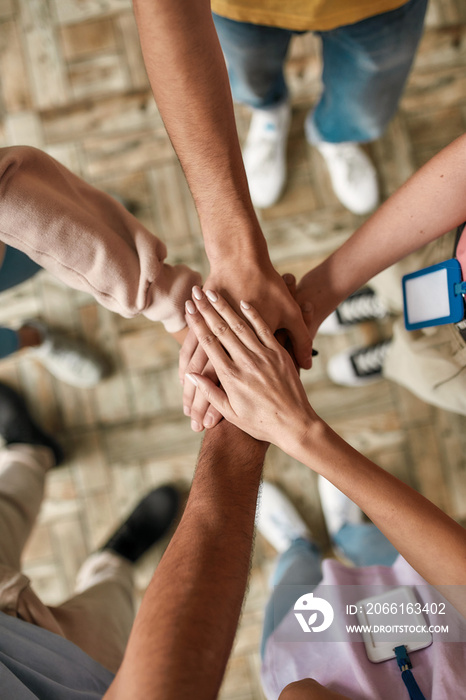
352;340;392;377
338;292;387;325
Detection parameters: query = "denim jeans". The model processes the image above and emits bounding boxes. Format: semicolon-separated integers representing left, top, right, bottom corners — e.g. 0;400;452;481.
0;246;42;359
213;0;427;143
260;524;399;656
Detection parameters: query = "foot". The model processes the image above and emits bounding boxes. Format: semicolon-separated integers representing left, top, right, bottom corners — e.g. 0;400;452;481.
318;288;389;335
305;117;379;215
327;339;392;386
102;485;180;563
25;320;108;388
0;382;63;465
256;481;311;553
243;102;291;209
317;475;363;539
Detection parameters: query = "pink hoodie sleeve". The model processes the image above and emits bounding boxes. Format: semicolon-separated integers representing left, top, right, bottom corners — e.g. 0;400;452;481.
0;146;201;332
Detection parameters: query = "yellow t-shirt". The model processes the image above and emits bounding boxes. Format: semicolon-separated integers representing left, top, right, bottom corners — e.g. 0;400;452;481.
211;0;409;32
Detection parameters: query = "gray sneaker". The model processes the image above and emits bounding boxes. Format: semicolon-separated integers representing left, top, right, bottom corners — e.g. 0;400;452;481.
26;320;108;388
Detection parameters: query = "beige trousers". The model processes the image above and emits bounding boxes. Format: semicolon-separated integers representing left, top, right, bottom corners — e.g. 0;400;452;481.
370;231;466;415
0;444;135;674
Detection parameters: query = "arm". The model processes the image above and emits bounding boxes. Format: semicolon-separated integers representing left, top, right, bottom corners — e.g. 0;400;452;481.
184;290;466;596
132;0;312;370
132;0;261;262
296;134;466;336
104;420;267;700
0;146;200;334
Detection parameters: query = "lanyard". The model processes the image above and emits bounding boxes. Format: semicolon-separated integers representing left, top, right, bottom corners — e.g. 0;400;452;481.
394;646;426;700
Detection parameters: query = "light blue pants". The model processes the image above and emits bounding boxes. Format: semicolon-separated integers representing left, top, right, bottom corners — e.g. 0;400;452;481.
0;246;42;359
261;524;398;657
213;0;428;143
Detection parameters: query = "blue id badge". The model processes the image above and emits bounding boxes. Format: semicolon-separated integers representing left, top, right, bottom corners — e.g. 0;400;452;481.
403;259;466;331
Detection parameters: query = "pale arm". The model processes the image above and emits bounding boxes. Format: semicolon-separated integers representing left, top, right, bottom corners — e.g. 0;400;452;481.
296;133;466;336
0;146;200;333
103;420;267;700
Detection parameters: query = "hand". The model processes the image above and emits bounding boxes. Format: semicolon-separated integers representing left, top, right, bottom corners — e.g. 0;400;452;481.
179;263;314;432
279;679;352;700
170;326;189;345
295;266;344;339
179;329;223;430
183;287;317;451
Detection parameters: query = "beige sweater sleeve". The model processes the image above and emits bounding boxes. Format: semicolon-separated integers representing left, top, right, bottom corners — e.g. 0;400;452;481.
0;146;201;332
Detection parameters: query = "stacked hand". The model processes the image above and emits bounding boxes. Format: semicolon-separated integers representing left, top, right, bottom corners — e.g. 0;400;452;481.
179;262;315;432
183;286;317;452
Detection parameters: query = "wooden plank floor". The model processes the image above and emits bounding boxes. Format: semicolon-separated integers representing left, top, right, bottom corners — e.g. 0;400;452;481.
0;1;465;697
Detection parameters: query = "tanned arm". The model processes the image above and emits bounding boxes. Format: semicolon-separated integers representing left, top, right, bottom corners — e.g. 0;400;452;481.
104;420;267;700
132;0;312;432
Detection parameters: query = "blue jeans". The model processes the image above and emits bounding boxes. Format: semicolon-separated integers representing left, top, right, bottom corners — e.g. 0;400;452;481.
260;524;398;657
0;246;42;359
213;0;427;143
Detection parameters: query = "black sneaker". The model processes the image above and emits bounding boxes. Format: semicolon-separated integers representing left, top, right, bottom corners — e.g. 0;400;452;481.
318;288;389;335
102;485;180;563
0;382;63;465
327;340;392;386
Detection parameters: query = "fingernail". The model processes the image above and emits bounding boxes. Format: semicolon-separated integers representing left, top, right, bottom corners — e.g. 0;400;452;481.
191;419;201;431
283;273;294;285
302;302;313;313
192;285;203;300
205;289;218;302
183;405;191;416
186;300;196;315
312;348;319;357
185;373;198;386
240;300;250;309
204;414;213;428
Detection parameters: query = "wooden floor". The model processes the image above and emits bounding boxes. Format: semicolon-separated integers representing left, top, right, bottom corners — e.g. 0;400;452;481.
1;1;466;697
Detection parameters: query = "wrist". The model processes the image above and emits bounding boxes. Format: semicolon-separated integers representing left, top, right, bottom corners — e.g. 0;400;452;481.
203;421;268;470
282;413;327;465
298;267;345;331
203;216;269;268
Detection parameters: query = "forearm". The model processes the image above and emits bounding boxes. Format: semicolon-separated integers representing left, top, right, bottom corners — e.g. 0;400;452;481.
104;422;267;700
133;0;266;263
0;146;200;332
299;134;466;330
290;420;466;588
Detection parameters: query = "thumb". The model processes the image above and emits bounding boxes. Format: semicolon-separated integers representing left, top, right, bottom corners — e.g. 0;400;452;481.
185;373;232;419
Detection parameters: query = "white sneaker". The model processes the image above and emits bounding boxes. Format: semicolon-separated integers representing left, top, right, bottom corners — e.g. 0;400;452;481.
26;321;108;388
255;481;311;553
327;339;392;387
317;475;363;539
243;102;291;209
318;288;389;335
305;117;379;215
